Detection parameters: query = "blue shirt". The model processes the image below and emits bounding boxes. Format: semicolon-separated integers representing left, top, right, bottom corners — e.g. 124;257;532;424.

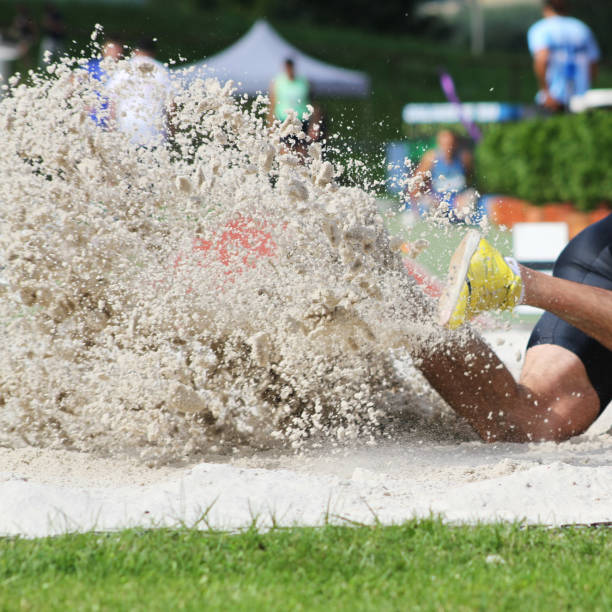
431;151;467;196
528;16;600;106
84;57;110;127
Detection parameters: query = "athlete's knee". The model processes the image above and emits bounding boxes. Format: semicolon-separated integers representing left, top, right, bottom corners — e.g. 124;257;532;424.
513;345;600;441
525;393;599;442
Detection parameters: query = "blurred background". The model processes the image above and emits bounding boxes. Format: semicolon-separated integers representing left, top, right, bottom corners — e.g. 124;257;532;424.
1;0;611;242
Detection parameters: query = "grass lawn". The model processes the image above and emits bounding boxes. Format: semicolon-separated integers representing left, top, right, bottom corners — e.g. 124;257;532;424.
1;520;611;610
381;202;511;276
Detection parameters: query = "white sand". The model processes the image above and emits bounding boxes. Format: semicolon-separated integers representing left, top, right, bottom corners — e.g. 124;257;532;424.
1;43;610;538
2;327;611;537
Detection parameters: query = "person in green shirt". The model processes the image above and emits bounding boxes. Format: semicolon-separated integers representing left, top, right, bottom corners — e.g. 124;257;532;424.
268;58;311;153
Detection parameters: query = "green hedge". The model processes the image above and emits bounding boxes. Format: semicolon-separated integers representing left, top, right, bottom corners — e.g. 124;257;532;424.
475;111;612;211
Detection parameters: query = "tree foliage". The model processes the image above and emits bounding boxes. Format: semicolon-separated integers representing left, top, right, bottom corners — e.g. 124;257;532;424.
175;0;419;34
570;0;612;55
476;111;612;211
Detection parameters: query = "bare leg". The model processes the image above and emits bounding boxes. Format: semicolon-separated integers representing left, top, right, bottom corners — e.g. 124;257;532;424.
415;247;612;442
521;266;612;352
518;345;599;438
416;330;600;443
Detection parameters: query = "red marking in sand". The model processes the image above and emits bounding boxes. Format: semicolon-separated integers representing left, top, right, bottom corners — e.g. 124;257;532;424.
172;216;276;289
191;216;276;270
403;258;442;298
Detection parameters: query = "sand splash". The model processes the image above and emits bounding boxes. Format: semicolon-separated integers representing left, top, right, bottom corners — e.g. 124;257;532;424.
0;41;451;464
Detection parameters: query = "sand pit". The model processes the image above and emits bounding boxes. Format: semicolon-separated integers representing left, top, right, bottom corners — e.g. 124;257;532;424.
2;327;611;537
1;41;611;537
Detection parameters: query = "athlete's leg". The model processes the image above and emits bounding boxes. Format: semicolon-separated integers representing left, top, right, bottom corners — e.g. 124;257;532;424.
522;214;612;410
415;331;599;443
518;344;600;439
420;214;612;442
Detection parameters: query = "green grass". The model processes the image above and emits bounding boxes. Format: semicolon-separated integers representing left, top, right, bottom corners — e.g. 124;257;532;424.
1;520;611;610
381;204;511;277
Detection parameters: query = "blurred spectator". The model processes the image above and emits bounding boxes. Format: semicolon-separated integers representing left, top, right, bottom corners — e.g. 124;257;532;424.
107;38;173;147
407;129;478;222
7;3;37;67
527;0;600;112
39;3;66;65
268;58;312;157
84;36;122;128
268;58;311;126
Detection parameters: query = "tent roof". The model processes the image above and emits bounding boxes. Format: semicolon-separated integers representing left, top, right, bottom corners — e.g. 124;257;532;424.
180;19;370;97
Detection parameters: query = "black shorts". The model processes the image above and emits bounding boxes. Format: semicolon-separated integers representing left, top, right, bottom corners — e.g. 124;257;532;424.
527;213;612;413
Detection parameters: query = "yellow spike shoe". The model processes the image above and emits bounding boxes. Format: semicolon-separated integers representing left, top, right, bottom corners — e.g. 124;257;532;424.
438;230;523;329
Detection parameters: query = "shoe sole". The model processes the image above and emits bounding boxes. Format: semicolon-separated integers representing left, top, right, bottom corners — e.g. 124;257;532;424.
437;229;482;327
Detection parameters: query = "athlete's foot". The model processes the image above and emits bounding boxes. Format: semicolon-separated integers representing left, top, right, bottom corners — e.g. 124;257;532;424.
438;229;523;329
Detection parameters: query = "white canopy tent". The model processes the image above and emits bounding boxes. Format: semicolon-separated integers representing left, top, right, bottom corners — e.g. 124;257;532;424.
179;19;370;97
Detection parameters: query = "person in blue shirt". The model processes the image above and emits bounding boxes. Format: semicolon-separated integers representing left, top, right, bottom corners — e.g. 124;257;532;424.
84;37;122;127
408;130;479;222
527;0;600;111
